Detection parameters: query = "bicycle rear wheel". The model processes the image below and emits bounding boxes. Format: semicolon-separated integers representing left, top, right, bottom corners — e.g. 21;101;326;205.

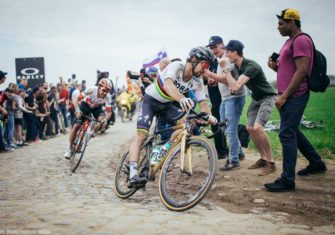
159;136;217;211
70;129;88;173
114;141;152;199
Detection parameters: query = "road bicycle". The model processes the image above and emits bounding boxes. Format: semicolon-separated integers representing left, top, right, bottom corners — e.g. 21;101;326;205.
69;115;99;173
115;110;224;211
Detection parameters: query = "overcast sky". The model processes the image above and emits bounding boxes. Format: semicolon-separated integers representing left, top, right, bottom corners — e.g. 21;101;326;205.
1;0;335;88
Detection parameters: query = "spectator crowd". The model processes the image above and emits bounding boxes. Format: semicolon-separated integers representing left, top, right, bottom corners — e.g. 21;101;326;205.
0;71;86;153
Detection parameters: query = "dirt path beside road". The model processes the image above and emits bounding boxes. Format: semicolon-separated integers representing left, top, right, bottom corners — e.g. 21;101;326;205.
0;118;334;235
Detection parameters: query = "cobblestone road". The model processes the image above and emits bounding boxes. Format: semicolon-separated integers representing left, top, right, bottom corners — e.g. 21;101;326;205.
0;119;334;235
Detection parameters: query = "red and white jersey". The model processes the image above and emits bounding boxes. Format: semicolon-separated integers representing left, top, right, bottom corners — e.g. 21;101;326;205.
81;86;111;109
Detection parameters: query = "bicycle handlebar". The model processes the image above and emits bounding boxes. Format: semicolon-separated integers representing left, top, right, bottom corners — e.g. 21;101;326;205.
186;109;208;121
154;109;226;138
186;109;228;138
206;121;227;139
81;114;102;123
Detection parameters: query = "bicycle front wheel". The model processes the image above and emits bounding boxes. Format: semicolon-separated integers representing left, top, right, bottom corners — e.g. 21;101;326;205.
70;130;88;173
159;136;217;211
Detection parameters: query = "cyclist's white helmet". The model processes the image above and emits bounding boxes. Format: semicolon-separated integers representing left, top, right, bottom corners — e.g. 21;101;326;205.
98;78;112;90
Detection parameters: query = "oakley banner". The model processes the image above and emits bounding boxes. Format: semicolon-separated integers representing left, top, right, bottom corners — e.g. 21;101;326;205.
15;57;45;88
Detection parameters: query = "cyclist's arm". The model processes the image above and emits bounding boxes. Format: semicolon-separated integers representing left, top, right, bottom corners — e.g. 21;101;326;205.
163;78;185;102
72;91;82;113
104;107;112;122
104;94;112;120
194;79;212;115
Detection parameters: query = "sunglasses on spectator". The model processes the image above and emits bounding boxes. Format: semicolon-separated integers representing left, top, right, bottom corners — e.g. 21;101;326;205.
7;90;14;93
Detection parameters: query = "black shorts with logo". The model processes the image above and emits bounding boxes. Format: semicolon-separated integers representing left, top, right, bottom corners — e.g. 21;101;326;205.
76;102;103;125
137;95;184;134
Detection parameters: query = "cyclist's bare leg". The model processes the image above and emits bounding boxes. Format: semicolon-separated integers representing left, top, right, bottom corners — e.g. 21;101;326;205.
127;131;148;185
128;131;147;163
69;123;82;149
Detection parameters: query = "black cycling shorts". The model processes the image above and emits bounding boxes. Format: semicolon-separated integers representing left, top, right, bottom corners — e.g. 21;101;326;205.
76;102;103;125
137;95;184;134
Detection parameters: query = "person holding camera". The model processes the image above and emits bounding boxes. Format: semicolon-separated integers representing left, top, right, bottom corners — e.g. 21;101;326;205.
138;68;153;96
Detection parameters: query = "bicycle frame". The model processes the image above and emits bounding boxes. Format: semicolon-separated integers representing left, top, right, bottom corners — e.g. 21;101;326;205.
141;109;226;180
145;121;194;180
73;116;97;151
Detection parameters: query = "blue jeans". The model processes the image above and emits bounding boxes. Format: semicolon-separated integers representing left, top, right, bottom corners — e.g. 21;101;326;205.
3;111;15;146
0;121;6;149
279;92;323;185
220;96;246;163
58;103;68;128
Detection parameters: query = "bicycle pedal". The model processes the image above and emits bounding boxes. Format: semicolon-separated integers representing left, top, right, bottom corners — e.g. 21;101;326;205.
137;184;146;190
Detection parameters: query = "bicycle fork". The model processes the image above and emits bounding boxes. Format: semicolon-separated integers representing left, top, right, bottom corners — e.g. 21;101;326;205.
180;130;193;175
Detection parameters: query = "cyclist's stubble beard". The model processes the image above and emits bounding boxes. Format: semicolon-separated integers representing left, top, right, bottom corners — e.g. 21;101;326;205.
182;62;193;82
98;88;107;98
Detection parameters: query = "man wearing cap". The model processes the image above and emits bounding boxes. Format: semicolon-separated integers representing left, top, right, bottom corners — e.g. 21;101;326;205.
202;36;229;160
265;9;327;192
204;36;246;170
219;40;277;176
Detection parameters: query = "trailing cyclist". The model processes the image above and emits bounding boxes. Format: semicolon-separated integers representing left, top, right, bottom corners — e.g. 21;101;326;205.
64;78;113;159
127;46;218;188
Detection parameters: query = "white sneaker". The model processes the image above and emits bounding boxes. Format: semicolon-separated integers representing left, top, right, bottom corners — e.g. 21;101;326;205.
64;151;71;160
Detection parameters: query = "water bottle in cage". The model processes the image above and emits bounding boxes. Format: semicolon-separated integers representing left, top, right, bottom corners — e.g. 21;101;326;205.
150;147;162;166
150;141;172;166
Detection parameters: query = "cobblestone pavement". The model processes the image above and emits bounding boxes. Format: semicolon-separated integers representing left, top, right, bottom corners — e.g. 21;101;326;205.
0;119;334;235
